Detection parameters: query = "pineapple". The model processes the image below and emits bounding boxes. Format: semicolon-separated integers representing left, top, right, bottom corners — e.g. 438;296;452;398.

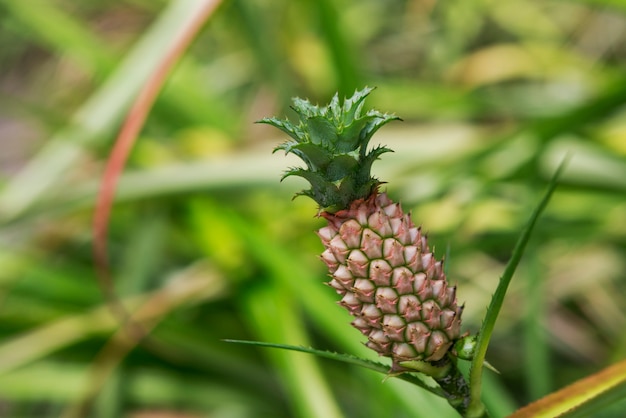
260;87;463;371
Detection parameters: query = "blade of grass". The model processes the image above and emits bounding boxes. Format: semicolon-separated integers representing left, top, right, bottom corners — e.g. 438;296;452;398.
224;339;446;398
1;0;115;74
467;159;567;417
231;0;292;102
573;0;626;14
314;0;361;95
241;283;345;418
63;210;169;418
147;317;279;394
509;358;626;418
523;254;552;400
456;360;517;416
0;0;221;222
0;361;268;413
92;0;222;341
0;265;225;375
91;368;123;418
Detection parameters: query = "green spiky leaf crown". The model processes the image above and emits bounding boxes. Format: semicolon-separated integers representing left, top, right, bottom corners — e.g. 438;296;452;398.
260;87;400;212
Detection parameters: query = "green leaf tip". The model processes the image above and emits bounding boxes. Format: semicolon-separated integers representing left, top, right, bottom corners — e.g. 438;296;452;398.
260;87;400;212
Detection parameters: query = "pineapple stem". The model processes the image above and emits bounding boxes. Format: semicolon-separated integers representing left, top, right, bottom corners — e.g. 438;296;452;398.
434;357;472;416
398;356;475;416
397;359;451;380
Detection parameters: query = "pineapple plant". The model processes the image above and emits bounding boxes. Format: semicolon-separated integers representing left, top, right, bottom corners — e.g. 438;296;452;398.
260;87;474;412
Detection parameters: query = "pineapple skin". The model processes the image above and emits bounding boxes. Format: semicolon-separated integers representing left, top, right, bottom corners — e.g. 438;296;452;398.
318;192;462;365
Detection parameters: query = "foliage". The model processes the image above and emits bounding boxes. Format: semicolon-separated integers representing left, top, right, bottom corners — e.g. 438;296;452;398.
1;0;626;417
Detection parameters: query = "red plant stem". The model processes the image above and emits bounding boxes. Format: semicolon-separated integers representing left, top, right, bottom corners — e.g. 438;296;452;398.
93;0;222;337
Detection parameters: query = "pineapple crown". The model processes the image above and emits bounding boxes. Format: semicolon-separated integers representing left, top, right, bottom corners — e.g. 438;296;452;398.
260;87;400;213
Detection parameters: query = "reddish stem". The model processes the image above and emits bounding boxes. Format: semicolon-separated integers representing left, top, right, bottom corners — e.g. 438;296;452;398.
93;0;222;337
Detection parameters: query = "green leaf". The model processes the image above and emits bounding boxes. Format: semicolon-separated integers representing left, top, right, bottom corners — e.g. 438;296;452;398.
281;168;327;186
292;97;322;119
337;176;357;208
0;0;216;222
356;146;393;185
325;155;358;182
358;113;401;158
341;86;375;125
328;93;341;119
467;159;568;417
291;143;335;170
223;339;446;398
274;142;334;173
2;0;115;75
307;116;339;148
261;118;305;143
281;169;339;207
336;118;370;152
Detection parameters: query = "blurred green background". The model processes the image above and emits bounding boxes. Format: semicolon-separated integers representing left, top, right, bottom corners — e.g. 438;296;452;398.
1;0;626;417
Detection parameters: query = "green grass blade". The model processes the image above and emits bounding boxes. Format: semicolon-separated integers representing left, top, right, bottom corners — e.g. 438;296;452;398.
467;160;568;417
0;0;215;222
314;0;361;95
0;265;225;375
522;255;552;400
239;284;345;418
224;339;446;398
231;0;292;101
573;0;626;13
1;0;115;74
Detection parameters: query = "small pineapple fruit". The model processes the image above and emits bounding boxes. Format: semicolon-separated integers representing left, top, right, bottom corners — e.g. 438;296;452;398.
261;87;462;369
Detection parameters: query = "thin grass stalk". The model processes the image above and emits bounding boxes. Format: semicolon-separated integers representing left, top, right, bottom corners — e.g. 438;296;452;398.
314;0;361;95
467;161;567;417
523;254;552;400
0;0;222;222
